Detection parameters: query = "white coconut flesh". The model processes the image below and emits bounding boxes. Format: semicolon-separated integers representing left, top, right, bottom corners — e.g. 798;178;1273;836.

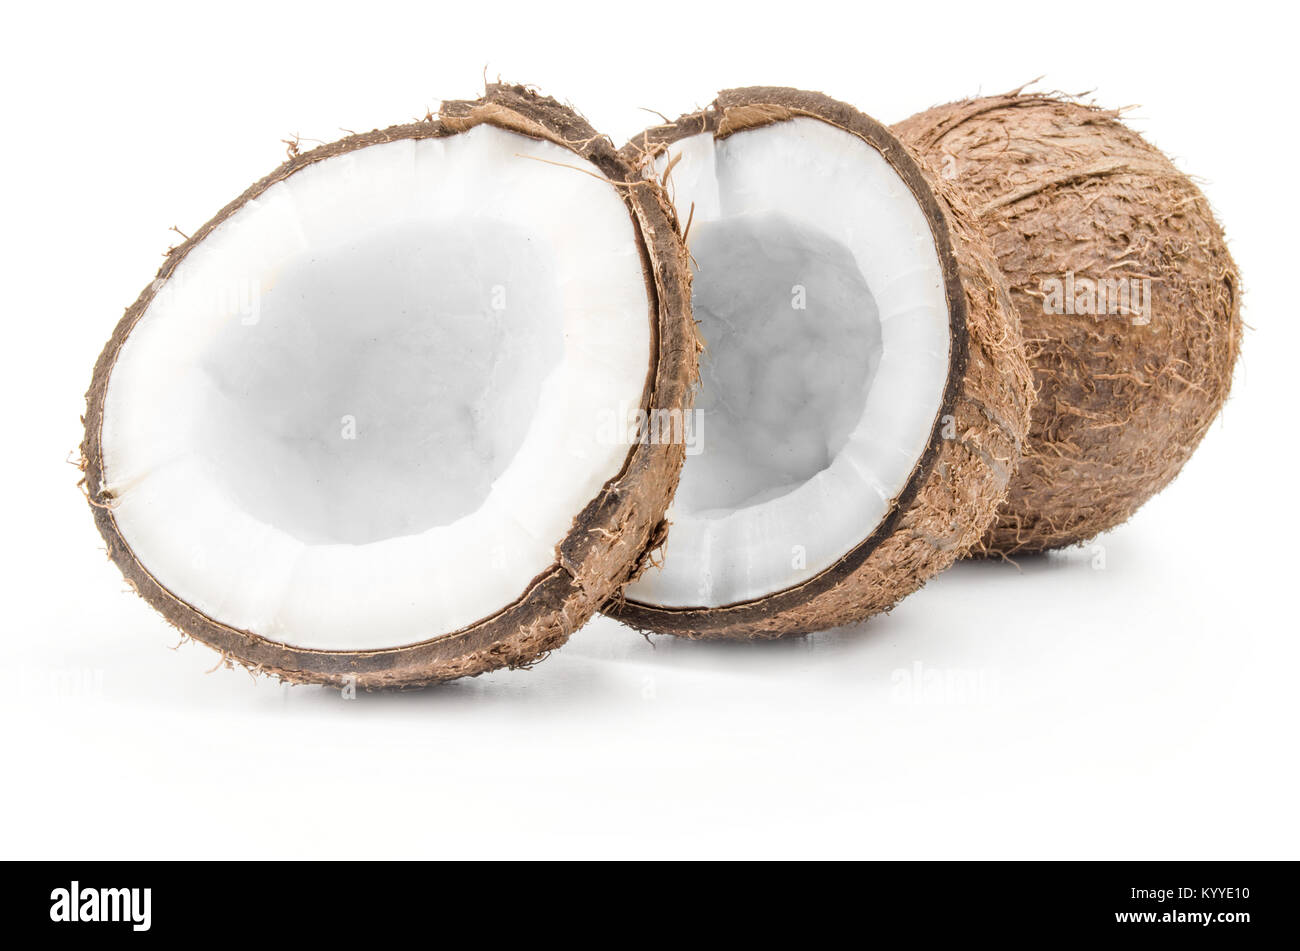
626;117;952;609
100;124;651;650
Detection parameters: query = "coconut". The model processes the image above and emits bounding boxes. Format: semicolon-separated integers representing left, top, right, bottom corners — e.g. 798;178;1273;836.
80;84;695;687
893;91;1242;554
606;88;1033;639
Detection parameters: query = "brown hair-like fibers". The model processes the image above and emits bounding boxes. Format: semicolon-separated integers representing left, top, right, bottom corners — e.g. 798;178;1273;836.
894;92;1242;554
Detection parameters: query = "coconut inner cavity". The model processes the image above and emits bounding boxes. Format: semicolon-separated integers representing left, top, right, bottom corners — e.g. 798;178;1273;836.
100;125;652;650
198;219;560;546
677;213;882;513
626;117;952;610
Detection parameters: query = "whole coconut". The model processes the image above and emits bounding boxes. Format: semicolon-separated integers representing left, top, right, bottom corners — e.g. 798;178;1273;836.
894;92;1242;554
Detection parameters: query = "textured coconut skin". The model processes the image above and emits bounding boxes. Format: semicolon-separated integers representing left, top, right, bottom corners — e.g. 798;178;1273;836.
606;88;1033;639
894;93;1242;554
81;84;697;687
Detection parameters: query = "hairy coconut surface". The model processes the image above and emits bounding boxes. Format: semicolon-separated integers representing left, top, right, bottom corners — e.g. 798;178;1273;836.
607;88;1032;639
81;84;695;687
894;91;1242;554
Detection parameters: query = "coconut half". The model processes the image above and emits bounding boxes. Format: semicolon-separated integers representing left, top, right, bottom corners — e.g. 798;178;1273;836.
81;84;695;686
608;88;1033;639
894;91;1243;554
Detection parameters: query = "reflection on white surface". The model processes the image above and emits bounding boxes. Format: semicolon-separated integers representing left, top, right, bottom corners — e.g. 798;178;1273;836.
13;491;1293;857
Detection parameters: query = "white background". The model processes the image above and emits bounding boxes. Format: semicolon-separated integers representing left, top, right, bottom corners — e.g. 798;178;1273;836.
2;1;1294;859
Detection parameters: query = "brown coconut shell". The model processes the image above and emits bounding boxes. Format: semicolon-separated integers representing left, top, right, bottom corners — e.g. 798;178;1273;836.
80;83;696;687
605;88;1033;640
893;91;1242;554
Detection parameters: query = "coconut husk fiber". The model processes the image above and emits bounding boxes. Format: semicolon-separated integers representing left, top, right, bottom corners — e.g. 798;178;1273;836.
894;90;1242;554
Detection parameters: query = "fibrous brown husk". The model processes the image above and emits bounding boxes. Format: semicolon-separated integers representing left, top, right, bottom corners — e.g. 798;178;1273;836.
894;91;1242;554
81;83;696;687
606;87;1033;639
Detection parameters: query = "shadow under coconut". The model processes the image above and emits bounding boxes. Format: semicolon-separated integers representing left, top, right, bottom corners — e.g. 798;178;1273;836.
950;539;1121;579
213;531;1147;710
270;656;634;714
590;530;1149;677
277;611;916;710
579;609;914;683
